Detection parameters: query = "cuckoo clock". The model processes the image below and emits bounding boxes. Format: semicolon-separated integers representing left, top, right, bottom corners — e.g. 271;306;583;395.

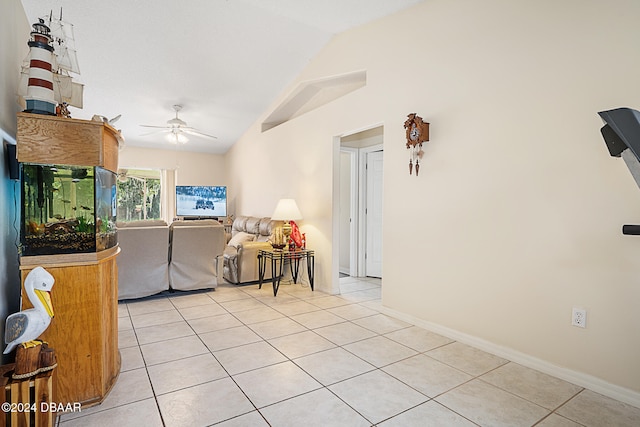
404;113;430;176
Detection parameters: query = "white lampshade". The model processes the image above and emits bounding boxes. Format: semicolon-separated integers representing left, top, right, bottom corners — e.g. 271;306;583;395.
167;131;188;144
271;199;303;221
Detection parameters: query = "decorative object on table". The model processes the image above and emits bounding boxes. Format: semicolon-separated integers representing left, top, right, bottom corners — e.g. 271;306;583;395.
56;101;71;118
271;198;303;250
12;341;57;380
4;266;55;356
19;9;84;116
271;226;287;250
140;104;218;144
4;266;58;379
290;220;303;248
92;113;122;126
404;113;430;176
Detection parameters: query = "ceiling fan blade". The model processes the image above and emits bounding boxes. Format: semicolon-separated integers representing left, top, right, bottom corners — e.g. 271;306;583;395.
140;105;216;142
139;129;170;137
183;127;218;139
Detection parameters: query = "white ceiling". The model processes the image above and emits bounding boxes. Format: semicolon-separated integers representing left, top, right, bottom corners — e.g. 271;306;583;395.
19;0;423;154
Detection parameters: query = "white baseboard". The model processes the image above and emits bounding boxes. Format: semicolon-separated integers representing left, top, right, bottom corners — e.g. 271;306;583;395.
380;305;640;409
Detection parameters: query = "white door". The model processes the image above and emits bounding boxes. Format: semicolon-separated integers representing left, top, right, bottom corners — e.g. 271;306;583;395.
365;150;383;278
339;150;353;275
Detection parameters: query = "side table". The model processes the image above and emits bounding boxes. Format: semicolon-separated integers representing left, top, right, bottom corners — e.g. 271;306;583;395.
257;248;315;296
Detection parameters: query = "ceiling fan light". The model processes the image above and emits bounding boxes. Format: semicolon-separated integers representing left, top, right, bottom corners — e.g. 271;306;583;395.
166;132;188;144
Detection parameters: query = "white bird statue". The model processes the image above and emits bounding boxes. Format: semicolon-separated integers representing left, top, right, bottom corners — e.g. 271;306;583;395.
3;266;55;355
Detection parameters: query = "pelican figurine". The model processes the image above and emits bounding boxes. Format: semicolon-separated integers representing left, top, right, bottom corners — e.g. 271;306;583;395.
3;266;55;355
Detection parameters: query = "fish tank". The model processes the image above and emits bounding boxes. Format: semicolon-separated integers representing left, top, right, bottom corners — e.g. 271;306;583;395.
20;163;118;256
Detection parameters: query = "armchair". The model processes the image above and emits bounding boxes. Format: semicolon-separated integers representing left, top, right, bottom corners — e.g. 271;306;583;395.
222;216;280;284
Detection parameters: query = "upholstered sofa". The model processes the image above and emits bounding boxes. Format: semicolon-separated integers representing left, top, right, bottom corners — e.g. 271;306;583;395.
222;216;281;284
116;219;225;300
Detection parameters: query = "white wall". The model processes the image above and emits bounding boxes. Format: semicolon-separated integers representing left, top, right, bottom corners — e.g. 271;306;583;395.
225;0;640;403
0;0;29;363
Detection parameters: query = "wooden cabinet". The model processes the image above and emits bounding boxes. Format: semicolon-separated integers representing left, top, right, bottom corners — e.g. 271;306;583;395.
20;248;121;407
16;112;122;173
16;113;123;407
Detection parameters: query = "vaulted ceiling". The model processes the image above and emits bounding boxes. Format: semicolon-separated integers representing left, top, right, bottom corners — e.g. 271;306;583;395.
20;0;423;154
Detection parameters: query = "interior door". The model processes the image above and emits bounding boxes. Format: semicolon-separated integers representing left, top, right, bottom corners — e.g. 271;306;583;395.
365;150;383;278
339;150;353;275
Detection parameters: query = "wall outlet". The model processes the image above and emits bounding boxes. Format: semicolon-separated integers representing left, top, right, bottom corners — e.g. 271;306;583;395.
572;308;587;328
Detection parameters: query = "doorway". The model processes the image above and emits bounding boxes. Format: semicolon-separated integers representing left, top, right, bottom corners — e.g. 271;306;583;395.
336;126;384;291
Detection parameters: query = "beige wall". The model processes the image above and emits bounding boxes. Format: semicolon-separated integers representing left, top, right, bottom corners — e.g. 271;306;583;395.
119;145;229;219
225;0;640;403
119;145;227;186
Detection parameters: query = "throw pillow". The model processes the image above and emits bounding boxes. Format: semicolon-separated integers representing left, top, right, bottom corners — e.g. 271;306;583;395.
228;231;256;248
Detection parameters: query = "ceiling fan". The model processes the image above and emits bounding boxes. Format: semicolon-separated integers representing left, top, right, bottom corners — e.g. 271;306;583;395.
140;104;217;144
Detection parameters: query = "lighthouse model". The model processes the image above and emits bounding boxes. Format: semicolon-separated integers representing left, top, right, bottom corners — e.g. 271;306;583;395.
24;18;56;115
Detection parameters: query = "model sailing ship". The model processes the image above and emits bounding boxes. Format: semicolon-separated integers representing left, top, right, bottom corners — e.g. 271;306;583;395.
18;9;83;117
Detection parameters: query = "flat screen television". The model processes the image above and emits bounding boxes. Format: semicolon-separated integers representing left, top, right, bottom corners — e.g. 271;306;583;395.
176;185;227;218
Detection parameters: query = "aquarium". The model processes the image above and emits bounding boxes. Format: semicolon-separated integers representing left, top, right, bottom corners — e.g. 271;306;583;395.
21;163;117;256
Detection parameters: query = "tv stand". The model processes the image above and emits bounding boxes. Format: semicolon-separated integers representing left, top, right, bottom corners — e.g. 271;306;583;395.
182;216;219;221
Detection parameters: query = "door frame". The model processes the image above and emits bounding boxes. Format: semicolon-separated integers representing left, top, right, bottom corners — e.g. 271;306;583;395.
331;124;384;295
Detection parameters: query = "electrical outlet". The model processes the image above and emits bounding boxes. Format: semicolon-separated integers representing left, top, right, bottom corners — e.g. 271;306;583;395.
572;308;587;328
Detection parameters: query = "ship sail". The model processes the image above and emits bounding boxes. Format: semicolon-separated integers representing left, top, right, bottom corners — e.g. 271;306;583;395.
47;10;81;75
52;72;84;109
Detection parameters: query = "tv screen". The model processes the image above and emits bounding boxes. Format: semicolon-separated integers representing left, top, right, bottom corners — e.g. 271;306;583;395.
176;185;227;218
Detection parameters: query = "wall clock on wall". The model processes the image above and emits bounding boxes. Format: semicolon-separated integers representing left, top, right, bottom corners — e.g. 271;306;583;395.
404;113;429;176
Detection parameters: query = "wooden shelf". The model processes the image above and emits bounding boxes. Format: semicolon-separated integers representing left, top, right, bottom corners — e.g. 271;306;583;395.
20;245;120;269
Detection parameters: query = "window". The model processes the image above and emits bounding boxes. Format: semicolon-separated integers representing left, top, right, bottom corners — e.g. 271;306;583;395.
116;168;162;222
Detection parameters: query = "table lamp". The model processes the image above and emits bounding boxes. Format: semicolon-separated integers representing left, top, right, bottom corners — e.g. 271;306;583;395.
271;199;302;244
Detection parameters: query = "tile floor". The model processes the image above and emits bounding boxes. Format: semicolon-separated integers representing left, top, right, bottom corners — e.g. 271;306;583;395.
56;276;640;426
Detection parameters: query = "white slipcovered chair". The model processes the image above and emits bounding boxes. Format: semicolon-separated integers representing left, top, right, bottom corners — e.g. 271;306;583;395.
169;220;226;291
117;223;170;300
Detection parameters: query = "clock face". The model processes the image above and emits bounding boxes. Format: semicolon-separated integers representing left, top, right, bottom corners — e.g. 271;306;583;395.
410;126;420;141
